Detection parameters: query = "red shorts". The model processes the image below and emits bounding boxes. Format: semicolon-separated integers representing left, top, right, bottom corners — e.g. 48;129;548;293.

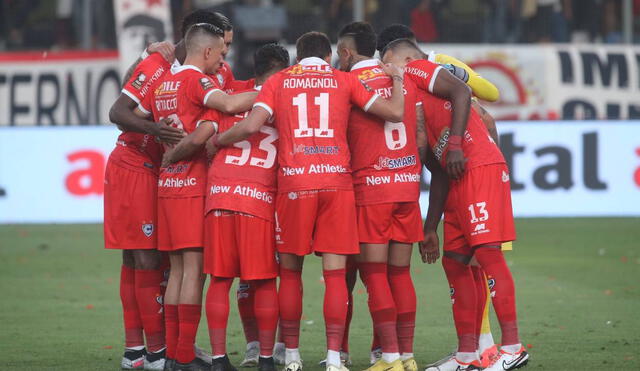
443;163;516;256
275;189;359;256
204;210;278;280
356;202;423;244
104;160;157;250
158;196;205;251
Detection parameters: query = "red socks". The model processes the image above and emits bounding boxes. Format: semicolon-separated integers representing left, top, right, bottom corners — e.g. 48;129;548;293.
474;247;519;346
470;265;488;347
388;265;416;354
175;304;202;363
120;266;144;348
441;257;477;353
323;268;348;352
134;269;165;352
205;277;233;356
359;262;399;354
341;291;353;353
253;278;279;357
164;304;179;360
237;280;259;344
279;267;303;349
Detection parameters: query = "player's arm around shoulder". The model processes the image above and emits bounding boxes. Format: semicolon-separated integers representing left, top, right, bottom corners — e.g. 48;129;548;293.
365;62;405;122
205;89;258;114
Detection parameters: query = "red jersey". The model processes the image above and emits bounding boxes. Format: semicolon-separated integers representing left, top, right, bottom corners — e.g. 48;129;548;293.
254;57;378;193
139;65;222;198
226;78;256;93
348;59;422;206
112;53;169;173
206;86;278;222
403;59;442;95
215;60;235;91
422;92;505;170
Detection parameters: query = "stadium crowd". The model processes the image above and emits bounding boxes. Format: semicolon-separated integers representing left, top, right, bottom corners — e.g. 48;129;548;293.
103;7;530;371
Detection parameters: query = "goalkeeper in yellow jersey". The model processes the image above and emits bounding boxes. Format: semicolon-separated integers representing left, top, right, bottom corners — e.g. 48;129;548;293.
376;24;499;103
376;24;508;370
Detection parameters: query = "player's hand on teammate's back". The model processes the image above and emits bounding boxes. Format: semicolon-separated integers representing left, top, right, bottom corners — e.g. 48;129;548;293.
419;231;440;264
379;61;403;78
446;148;467;179
154;118;185;145
147;41;175;62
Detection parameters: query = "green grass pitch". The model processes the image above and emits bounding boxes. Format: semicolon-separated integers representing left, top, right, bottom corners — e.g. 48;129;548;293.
1;218;639;370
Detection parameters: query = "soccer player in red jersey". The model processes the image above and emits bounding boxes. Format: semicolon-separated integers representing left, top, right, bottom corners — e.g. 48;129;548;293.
383;40;529;371
106;10;244;370
209;31;404;371
335;22;425;371
163;43;290;371
134;23;246;371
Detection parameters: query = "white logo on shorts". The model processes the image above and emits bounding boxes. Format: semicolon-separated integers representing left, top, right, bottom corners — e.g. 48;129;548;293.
502;171;510;183
142;223;154;237
288;192;298;200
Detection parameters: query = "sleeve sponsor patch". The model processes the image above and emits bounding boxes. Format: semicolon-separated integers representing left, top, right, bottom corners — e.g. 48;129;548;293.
131;72;147;90
200;77;214;90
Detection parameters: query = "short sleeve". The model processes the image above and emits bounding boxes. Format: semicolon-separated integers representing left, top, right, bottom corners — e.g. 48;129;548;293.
122;53;167;105
347;74;378;112
404;59;443;94
253;74;278;117
190;75;222;107
196;108;222;132
137;89;153;116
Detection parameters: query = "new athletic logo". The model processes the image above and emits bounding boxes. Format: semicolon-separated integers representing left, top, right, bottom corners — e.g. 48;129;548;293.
142;223;154;237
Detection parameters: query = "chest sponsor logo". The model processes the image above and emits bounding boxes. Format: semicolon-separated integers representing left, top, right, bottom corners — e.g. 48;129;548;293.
365;172;421;186
209;184;273;203
159;177;197;187
281;164;347;176
293;144;339;155
373;155;416;170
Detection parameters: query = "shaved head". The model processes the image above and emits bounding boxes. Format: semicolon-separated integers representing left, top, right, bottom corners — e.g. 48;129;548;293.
185;23;224;54
381;38;423;68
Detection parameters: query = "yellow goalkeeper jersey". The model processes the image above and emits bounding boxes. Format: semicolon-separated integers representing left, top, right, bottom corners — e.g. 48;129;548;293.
426;51;500;102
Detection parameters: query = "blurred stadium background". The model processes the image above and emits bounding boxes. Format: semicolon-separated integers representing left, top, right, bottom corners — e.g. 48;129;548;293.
0;0;639;370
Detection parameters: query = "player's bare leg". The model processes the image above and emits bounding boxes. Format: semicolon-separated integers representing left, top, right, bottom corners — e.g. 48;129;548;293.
473;245;528;371
388;242;418;371
321;253;351;370
357;243;402;371
278;253;304;371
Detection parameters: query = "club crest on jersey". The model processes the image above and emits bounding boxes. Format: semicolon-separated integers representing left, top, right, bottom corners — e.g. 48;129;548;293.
200;77;214;90
288;192;298;200
216;73;225;86
502;171;510;183
142;223;154;237
131;72;147;89
487;278;496;290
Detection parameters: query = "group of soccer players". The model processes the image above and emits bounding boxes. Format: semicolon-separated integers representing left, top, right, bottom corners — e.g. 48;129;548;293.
104;8;529;371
